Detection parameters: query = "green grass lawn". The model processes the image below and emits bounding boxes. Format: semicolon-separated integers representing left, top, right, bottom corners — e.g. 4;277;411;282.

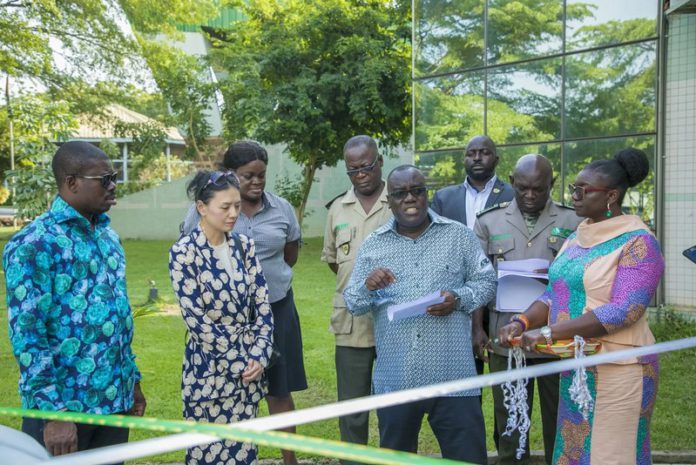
1;227;695;463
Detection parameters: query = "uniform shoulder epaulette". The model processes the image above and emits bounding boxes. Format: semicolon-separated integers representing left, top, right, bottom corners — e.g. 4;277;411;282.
554;202;575;210
477;202;510;218
325;190;348;210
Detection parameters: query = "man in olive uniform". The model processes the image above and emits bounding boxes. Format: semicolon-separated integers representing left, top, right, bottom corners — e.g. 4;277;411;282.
322;135;392;465
473;154;582;465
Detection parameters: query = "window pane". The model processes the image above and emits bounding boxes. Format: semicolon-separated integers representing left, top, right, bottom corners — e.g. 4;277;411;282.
414;0;485;77
497;143;563;201
417;150;466;191
415;72;485;152
564;42;657;139
566;0;658;52
563;136;656;227
487;58;562;145
486;0;563;65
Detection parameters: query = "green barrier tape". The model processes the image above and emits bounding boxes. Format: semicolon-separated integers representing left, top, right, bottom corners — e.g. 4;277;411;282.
0;407;472;465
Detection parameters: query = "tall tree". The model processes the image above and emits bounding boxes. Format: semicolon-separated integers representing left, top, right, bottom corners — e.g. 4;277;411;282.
0;0;217;89
1;0;221;185
211;0;412;223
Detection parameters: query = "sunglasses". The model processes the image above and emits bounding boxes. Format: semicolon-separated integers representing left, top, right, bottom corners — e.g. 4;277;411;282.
568;183;612;200
388;187;428;200
204;171;238;190
346;156;379;178
75;171;118;188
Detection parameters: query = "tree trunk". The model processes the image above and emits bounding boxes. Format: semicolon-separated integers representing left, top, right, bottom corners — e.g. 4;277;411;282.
296;161;317;230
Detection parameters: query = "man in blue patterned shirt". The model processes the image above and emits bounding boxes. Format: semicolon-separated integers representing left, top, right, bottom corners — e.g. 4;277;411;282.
3;141;146;459
344;165;496;465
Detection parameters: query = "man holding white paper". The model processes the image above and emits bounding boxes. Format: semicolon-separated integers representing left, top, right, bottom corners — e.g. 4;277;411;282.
344;165;496;465
474;154;581;465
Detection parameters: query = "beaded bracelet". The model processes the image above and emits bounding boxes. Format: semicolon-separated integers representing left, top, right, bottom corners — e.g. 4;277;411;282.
510;314;530;332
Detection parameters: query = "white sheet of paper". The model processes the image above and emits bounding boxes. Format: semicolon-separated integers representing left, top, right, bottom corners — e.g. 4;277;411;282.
496;274;547;312
497;258;550;279
387;291;445;322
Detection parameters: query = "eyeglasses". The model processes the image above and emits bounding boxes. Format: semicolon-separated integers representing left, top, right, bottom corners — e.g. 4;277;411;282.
204;171;238;190
346;156;379;178
75;171;118;188
568;183;612;200
388;187;427;200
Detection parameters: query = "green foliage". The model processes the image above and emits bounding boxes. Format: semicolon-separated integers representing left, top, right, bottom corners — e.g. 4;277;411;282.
0;186;9;205
0;1;134;88
1;1;219;168
212;0;411;223
5;165;55;220
1;94;76;218
273;173;306;210
137;40;215;159
120;0;218;35
135;153;192;182
651;307;696;342
98;138;121;159
0;0;218;89
114;121;167;163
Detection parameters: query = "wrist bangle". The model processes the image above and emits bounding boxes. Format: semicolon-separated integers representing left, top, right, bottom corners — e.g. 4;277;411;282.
510;314;529;332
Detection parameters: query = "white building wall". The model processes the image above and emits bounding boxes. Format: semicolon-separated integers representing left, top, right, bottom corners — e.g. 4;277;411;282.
663;13;696;309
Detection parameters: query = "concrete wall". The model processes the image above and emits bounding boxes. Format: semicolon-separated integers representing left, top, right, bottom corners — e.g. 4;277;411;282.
663;13;696;309
109;144;412;240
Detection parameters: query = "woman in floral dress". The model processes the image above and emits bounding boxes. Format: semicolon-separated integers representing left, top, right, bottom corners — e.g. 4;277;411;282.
169;170;274;465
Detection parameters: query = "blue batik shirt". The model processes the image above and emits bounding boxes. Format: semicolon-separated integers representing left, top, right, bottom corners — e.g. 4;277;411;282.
343;210;497;397
3;195;141;413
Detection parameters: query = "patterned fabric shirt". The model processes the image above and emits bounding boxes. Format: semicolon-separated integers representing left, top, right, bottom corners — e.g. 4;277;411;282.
233;191;301;303
3;196;141;413
343;211;497;396
538;216;664;364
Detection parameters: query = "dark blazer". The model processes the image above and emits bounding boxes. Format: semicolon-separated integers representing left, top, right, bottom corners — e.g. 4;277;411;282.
430;177;514;227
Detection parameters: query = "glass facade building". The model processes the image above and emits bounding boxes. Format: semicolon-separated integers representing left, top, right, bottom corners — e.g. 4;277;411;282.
413;0;660;224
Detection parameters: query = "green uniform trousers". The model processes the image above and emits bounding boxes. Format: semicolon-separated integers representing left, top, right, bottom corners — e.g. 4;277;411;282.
335;345;376;465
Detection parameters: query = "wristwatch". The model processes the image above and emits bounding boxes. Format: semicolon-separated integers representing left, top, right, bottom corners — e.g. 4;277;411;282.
540;326;553;346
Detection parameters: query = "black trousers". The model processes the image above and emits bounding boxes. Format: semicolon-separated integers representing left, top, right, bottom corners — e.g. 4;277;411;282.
22;417;129;465
377;396;487;465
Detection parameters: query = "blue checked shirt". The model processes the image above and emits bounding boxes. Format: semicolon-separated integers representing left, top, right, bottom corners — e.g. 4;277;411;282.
343;211;496;397
3;196;141;413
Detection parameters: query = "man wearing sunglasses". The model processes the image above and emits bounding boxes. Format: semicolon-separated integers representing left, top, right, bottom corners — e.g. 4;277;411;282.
344;165;496;464
3;141;146;461
473;154;581;465
322;135;392;464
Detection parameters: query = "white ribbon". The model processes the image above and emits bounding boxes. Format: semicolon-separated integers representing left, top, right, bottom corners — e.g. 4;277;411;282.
569;335;594;420
502;346;530;459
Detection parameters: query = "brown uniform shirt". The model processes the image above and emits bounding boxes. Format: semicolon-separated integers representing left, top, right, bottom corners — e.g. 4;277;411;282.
322;184;392;347
474;199;583;357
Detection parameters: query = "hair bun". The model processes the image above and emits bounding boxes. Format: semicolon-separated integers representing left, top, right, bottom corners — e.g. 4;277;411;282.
614;148;649;187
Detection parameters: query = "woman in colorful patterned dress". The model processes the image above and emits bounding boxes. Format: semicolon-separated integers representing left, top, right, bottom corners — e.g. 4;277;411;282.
498;148;664;465
169;171;274;465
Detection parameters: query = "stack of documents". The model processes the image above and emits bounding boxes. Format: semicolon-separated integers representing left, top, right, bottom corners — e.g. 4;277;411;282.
496;259;550;313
